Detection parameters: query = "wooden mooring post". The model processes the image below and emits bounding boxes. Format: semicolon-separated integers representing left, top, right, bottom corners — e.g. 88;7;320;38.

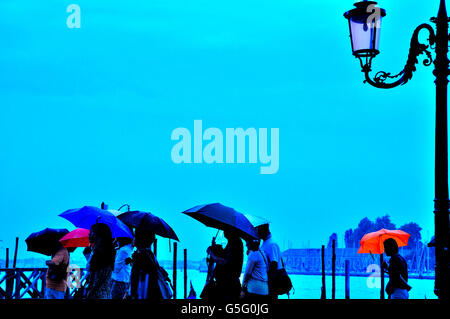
321;245;326;299
184;248;187;299
332;239;336;299
173;242;177;299
5;248;9;268
345;259;350;299
5;248;13;299
13;237;18;269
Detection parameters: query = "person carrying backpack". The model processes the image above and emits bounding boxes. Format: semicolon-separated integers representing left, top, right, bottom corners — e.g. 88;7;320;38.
45;243;70;299
129;228;173;300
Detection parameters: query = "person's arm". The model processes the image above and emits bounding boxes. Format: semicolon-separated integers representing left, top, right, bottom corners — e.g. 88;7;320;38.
268;261;278;281
208;250;227;265
46;249;64;266
381;260;389;274
267;244;280;280
207;246;227;265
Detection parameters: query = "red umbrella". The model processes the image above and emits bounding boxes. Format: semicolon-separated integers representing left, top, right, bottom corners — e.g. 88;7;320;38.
60;228;90;248
357;229;410;255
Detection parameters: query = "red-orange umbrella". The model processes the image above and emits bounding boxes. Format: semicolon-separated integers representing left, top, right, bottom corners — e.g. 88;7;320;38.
60;228;90;248
357;228;410;255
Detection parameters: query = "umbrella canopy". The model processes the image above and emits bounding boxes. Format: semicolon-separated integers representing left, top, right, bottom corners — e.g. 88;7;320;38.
244;213;269;228
117;211;179;241
59;228;90;248
25;228;69;256
108;209;122;217
357;228;410;255
59;206;133;239
182;203;259;240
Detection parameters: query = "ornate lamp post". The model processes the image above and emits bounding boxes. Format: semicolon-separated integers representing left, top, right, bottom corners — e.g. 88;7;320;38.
344;0;450;299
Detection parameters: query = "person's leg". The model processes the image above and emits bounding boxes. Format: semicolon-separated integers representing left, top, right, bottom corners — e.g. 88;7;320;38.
245;292;270;302
44;288;53;299
391;289;408;299
111;280;119;299
45;288;65;299
112;281;128;299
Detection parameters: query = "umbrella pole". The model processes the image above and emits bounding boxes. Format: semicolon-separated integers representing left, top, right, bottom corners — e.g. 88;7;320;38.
380;254;385;300
213;229;220;244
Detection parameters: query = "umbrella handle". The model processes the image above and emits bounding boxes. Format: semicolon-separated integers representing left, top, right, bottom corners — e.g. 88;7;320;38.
118;204;130;212
212;229;221;245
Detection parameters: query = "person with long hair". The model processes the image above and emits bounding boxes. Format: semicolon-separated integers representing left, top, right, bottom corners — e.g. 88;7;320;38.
85;222;116;299
207;230;244;302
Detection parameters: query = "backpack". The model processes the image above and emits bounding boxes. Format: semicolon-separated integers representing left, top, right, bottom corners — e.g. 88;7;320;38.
156;266;174;299
272;258;293;296
136;249;173;299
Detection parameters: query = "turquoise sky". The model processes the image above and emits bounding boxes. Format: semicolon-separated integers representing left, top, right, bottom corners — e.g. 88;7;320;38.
0;0;440;262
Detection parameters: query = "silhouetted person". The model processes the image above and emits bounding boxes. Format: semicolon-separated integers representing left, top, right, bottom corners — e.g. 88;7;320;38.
45;242;70;299
382;238;410;299
207;230;243;302
256;223;281;299
85;223;115;299
129;228;162;300
242;239;269;300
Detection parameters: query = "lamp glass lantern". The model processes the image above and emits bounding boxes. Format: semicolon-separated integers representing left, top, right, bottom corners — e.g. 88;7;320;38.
344;1;386;60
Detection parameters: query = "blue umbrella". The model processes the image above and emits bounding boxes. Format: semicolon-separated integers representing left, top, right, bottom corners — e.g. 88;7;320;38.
182;203;259;240
59;206;133;238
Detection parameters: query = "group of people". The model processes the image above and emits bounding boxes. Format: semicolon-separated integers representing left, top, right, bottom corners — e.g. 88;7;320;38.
43;222;411;300
45;223;165;300
202;226;411;301
204;223;284;301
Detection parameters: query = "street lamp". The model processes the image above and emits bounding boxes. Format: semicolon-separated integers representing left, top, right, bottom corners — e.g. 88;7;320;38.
344;0;450;299
344;1;385;71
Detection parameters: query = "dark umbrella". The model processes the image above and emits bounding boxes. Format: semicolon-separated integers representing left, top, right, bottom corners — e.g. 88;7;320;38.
25;228;69;256
182;203;259;240
117;211;179;241
59;206;133;238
